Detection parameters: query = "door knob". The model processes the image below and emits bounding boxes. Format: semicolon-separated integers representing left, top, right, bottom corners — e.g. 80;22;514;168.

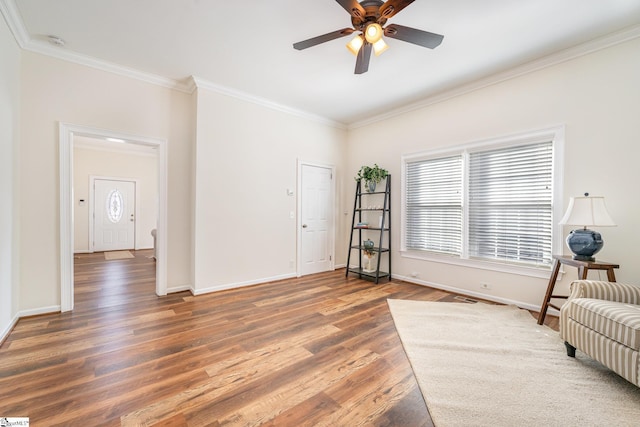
302;224;308;228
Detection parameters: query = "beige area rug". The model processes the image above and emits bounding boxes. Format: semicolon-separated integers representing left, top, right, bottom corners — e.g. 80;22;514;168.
104;250;135;260
387;300;640;427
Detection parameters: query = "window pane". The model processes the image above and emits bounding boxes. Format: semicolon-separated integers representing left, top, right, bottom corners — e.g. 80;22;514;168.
406;155;462;254
107;189;124;223
468;142;553;266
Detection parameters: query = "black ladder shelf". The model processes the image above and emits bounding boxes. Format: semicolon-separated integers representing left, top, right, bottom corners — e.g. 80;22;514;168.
346;175;391;283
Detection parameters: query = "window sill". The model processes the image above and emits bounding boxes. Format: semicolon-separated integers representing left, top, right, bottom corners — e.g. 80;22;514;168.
400;250;555;280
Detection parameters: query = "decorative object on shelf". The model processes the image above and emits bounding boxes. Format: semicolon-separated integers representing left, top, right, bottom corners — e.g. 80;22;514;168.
363;238;376;272
559;193;616;261
363;238;375;251
355;164;388;193
363;251;377;273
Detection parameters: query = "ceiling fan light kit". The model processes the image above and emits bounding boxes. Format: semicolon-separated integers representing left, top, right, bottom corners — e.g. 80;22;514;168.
372;38;389;56
293;0;444;74
364;22;383;43
346;34;364;55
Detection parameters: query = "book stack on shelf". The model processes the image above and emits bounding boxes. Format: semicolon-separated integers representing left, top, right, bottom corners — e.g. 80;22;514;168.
355;222;369;229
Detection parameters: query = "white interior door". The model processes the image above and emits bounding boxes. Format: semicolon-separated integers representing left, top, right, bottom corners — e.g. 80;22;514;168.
300;164;333;276
94;179;136;252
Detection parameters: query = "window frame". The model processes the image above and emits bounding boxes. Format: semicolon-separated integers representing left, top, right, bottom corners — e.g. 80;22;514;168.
400;126;565;279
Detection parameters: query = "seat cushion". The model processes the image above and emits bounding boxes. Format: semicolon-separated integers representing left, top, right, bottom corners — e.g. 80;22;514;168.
567;298;640;351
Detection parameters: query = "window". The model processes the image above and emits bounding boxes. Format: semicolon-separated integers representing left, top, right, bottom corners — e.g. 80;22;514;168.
405;155;463;255
106;189;124;223
402;128;562;270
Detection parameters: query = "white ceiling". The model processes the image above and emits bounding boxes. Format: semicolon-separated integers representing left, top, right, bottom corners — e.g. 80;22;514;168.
5;0;640;126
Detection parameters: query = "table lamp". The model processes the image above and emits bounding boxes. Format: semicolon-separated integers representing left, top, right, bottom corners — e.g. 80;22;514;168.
559;193;616;261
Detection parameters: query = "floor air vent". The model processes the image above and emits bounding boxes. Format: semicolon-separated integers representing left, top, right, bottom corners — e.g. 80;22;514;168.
454;296;478;304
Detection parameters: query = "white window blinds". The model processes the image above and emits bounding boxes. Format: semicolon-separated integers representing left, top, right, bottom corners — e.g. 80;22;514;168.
468;141;553;265
405;155;462;255
404;136;556;268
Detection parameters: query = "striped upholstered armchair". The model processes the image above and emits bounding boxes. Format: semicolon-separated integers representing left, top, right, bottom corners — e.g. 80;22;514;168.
560;280;640;387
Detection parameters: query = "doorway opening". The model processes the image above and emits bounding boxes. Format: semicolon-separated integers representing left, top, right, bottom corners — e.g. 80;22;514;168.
59;123;168;312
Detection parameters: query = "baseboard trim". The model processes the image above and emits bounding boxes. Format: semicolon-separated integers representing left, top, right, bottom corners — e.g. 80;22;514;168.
193;273;298;296
1;306;65;345
392;273;560;316
0;314;19;346
18;305;62;318
166;285;192;294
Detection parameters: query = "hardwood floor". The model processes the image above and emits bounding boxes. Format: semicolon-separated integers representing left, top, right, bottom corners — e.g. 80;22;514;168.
0;251;557;426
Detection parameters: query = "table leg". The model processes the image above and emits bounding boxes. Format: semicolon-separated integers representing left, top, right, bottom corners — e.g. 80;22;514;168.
578;266;588;279
538;259;561;325
606;268;617;282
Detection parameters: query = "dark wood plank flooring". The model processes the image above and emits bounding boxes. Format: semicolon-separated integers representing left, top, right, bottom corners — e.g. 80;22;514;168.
0;250;557;426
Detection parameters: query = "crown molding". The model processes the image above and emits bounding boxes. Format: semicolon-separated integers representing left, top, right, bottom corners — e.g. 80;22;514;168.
349;23;640;130
0;0;192;93
0;0;28;48
3;0;637;130
26;40;193;93
0;0;342;127
191;76;347;130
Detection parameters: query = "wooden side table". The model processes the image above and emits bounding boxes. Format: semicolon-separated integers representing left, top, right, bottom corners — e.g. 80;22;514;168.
537;255;619;325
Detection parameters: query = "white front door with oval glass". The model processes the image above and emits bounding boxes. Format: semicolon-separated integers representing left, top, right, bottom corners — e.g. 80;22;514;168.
94;179;136;252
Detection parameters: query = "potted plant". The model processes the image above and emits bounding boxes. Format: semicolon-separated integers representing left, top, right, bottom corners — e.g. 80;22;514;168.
355;164;388;192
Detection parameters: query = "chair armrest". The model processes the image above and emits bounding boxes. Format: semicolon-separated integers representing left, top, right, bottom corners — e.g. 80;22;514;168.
559;280;640;340
566;280;640;305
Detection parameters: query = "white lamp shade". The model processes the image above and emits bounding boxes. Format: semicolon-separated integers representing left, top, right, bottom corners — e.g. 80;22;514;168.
346;35;364;55
559;196;616;227
372;38;389;56
365;23;383;43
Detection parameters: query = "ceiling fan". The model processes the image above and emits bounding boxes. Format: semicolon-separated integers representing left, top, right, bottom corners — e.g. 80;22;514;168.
293;0;444;74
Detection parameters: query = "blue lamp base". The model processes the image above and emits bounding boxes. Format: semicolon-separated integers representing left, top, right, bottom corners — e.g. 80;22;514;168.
566;228;603;262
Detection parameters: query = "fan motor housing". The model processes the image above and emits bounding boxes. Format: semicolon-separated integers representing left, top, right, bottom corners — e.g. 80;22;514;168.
352;0;388;30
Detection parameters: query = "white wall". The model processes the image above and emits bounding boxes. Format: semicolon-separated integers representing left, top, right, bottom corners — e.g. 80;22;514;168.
73;139;158;252
0;13;20;337
19;52;194;311
192;88;348;293
0;15;21;339
11;25;639;318
347;38;640;309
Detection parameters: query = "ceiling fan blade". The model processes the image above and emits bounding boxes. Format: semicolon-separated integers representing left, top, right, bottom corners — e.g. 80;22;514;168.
384;24;444;49
293;28;355;50
379;0;415;19
354;43;372;74
335;0;366;20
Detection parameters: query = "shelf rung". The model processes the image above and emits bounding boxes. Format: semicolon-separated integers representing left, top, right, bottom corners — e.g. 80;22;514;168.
347;267;390;278
350;246;390;252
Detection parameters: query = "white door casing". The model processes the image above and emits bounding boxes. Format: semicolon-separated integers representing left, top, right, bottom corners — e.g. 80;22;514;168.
59;123;168;312
93;179;136;252
299;163;335;276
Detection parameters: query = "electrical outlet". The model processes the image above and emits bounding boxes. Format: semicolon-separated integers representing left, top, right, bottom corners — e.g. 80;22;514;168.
480;282;491;290
289;260;295;268
410;272;419;278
